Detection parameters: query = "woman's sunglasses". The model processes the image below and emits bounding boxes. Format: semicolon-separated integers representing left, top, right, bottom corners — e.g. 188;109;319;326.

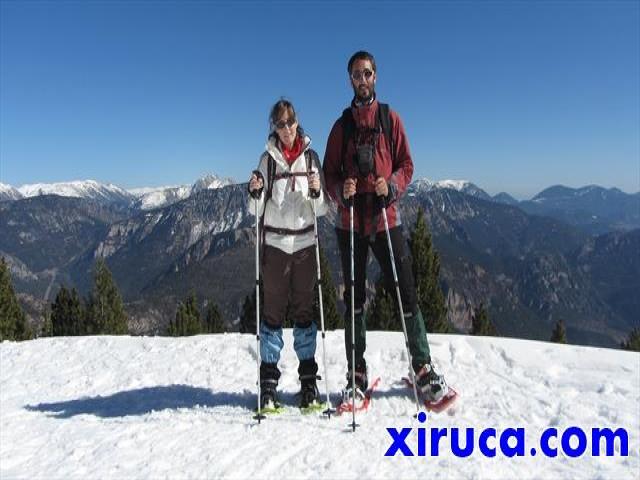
275;118;297;130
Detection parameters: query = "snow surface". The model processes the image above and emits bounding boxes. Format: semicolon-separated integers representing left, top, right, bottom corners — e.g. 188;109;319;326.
1;332;638;479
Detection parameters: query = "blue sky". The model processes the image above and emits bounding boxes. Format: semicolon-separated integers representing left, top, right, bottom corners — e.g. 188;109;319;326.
1;1;638;199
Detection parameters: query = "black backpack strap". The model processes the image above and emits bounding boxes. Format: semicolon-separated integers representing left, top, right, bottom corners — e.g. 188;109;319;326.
305;149;321;199
266;154;276;202
304;149;312;172
340;108;355;173
377;103;395;163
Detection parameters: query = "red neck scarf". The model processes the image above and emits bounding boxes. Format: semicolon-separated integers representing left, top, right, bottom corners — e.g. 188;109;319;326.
280;136;303;165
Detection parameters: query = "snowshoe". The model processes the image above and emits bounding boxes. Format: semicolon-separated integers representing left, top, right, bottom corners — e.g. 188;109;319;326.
336;376;381;415
340;369;368;404
403;363;458;413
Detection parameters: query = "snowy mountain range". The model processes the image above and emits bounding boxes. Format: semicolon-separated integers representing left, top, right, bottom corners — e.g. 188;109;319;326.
2;176;491;207
0;175;235;209
15;180;133;205
0;183;23;201
407;178;491;200
127;174;235;210
1;332;637;479
2;175;638;347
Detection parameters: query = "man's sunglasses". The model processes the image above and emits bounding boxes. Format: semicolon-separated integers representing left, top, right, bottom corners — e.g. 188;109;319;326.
275;118;297;130
351;69;374;82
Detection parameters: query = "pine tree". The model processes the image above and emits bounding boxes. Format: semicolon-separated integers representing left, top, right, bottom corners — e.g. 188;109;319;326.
239;292;257;334
41;306;53;338
313;246;341;331
0;257;31;341
86;258;128;335
168;293;203;336
621;328;640;352
410;208;452;333
550;319;567;344
471;303;497;336
205;300;225;333
51;286;84;336
240;277;265;334
367;277;397;331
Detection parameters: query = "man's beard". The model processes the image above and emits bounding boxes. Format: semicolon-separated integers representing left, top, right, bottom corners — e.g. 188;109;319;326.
354;84;375;103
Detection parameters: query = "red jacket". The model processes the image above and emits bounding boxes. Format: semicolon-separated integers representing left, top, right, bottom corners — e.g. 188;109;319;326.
322;99;414;235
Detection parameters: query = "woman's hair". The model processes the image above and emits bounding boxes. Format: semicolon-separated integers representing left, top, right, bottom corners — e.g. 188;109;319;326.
268;98;304;139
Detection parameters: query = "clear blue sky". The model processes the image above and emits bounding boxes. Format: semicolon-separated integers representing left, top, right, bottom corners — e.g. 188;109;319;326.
1;0;638;199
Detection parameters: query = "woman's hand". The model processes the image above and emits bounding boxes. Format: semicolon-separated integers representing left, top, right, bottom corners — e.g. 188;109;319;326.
308;173;320;193
249;173;264;193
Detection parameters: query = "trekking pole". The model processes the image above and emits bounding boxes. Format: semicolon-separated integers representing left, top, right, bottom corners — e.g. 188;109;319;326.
349;195;359;432
379;196;422;416
310;194;336;418
251;177;266;423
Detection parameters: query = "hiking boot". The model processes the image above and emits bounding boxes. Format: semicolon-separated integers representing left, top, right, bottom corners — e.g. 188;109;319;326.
260;378;280;410
342;368;368;403
299;374;320;408
414;363;448;403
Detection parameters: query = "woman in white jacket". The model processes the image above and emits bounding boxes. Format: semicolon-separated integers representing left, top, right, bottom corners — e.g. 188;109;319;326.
248;99;328;410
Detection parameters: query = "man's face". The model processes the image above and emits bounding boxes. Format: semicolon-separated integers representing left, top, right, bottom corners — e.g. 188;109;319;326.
350;58;376;102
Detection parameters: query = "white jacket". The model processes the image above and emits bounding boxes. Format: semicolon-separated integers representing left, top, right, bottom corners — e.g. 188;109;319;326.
248;134;328;255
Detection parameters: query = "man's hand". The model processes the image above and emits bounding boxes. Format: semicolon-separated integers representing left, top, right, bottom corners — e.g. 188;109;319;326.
343;178;357;200
374;177;388;197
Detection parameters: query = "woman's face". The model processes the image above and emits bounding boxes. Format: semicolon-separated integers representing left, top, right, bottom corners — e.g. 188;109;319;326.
274;110;298;148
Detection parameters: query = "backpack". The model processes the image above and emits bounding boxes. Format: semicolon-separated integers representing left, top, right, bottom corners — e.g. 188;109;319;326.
257;149;319;253
340;102;395;172
264;149;318;205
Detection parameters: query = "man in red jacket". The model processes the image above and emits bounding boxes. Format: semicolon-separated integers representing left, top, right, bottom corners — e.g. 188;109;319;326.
323;50;448;403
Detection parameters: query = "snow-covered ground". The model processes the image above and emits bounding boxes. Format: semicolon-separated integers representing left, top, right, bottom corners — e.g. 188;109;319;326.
1;332;638;479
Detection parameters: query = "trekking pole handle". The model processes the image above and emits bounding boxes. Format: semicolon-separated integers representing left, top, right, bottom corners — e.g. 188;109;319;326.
249;170;264;200
304;169;320;199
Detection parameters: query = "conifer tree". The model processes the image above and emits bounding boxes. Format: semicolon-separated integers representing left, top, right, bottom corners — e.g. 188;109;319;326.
51;286;84;336
0;257;31;341
621;328;640;352
367;277;397;331
550;319;567;344
313;246;341;331
86;258;128;335
410;209;452;333
41;306;53;338
239;293;256;334
168;293;203;336
240;278;264;334
205;300;225;333
471;303;497;336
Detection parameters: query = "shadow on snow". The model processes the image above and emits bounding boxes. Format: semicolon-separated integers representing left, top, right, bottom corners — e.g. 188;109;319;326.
24;385;254;419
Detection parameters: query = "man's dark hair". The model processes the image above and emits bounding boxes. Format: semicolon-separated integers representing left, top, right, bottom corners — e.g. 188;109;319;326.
347;50;376;74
